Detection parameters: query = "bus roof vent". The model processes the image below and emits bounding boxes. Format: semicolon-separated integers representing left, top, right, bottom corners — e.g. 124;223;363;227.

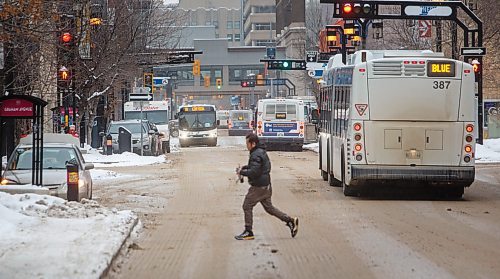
372;61;402;76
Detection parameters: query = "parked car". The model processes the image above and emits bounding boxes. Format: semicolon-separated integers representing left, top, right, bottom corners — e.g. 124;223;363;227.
0;133;94;201
103;119;161;156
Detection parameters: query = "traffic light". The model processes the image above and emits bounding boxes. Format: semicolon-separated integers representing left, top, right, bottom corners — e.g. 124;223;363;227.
341;2;375;17
241;80;255;87
144;72;153;92
267;59;306;70
204;75;210;87
216;78;222;89
193;59;201;76
471;59;481;81
256;74;265;86
59;66;71;81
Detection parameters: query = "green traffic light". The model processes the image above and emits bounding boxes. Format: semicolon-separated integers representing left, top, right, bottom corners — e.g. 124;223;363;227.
282;61;289;68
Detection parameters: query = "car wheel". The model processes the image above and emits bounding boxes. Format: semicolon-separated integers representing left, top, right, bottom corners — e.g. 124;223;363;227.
88;183;93;200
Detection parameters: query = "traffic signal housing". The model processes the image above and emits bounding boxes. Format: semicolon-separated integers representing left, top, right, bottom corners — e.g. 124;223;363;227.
204;75;210;87
216;78;222;89
144;72;153;93
266;59;306;70
340;2;375;17
241;80;255;87
193;59;201;76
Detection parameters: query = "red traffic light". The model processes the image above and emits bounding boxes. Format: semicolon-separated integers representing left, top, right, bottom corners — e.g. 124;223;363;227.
343;3;352;14
61;32;73;44
241;81;248;87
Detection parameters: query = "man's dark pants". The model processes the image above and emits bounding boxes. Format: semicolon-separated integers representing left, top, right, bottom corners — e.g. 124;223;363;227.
243;185;292;231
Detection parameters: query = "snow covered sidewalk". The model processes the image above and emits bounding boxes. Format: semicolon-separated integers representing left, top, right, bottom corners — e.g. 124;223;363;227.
0;192;138;279
83;149;167;168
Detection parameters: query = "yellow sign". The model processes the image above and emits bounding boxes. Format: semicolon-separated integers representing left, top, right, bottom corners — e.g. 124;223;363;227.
192;106;205;111
427;61;455;77
68;172;79;184
275;113;286;119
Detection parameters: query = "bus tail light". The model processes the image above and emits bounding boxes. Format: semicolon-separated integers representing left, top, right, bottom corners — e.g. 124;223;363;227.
354;143;362;152
353;123;362;131
464;145;472;153
464;155;471;163
466;124;474;133
355;154;363;161
354;134;362;141
465;135;473;143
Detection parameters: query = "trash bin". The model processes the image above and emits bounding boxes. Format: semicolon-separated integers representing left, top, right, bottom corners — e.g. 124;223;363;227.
118;127;132;154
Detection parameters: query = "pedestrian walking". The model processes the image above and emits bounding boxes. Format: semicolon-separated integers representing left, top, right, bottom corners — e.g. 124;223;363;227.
235;133;299;240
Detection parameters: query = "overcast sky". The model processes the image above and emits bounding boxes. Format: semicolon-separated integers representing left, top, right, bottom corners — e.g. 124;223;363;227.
164;0;179;5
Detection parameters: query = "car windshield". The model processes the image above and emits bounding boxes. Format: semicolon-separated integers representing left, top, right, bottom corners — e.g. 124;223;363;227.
8;147;78;170
125;111;169;125
108;122;146;134
179;112;216;130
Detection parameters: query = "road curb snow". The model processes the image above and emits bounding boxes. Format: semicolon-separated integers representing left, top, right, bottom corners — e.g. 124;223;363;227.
99;214;140;279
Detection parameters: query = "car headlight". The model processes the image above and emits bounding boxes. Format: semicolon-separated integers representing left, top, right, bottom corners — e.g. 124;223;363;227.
1;177;17;185
209;132;217;137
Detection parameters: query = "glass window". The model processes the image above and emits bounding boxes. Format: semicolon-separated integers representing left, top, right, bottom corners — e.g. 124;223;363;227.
234;34;241;41
287;104;297;117
9;147;78;170
227;34;233;41
227;21;233;29
234;21;240;29
265;104;275;118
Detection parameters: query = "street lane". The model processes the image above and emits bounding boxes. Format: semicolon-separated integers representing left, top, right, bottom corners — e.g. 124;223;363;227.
98;136;500;279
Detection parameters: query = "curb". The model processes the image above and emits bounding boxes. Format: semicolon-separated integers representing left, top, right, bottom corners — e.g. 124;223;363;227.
99;215;140;279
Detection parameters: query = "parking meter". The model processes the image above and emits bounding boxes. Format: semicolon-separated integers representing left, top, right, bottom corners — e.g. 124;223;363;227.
66;163;79;202
106;134;113;155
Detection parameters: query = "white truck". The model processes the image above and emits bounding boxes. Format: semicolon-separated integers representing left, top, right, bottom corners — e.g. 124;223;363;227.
124;101;171;153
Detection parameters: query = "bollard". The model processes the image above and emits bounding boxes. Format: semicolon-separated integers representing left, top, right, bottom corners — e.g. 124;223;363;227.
67;163;79;202
106;134;113;155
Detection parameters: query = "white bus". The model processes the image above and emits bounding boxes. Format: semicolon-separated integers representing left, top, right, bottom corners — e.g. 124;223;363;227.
255;98;305;151
319;50;476;197
124;101;171;153
177;104;217;147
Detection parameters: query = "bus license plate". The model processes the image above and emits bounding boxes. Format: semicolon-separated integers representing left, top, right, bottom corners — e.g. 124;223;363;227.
406;149;421;159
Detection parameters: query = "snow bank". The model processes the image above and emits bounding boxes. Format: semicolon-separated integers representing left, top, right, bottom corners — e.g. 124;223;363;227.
90;169;136;181
84;149;167;167
476;138;500;163
303;142;319;153
0;192;137;279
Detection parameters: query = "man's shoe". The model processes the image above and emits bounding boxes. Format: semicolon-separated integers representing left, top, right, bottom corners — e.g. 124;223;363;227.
287;217;299;238
235;230;254;240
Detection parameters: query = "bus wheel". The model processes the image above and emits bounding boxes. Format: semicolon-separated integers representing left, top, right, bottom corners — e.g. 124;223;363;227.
321;171;328;181
341;150;357;196
446;186;464;200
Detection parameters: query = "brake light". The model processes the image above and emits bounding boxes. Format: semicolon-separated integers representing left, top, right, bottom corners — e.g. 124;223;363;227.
465;135;473;143
1;178;8;185
354;134;361;141
353;123;362;131
354;143;362;151
466;124;474;133
465;145;472;153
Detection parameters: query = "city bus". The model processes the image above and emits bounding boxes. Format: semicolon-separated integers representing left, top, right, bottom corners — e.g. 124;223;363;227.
255;98;305;151
319;50;476;197
124;101;171;153
177;104;217;147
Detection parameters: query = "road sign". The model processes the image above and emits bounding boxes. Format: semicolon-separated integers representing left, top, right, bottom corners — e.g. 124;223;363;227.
153;77;169;86
404;6;452;16
461;47;487;56
306;52;318;63
266;47;276;59
418;20;432;38
129;93;152;101
133;87;151;94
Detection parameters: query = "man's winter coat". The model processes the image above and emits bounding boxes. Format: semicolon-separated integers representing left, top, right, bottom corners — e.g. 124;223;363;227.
240;143;271;187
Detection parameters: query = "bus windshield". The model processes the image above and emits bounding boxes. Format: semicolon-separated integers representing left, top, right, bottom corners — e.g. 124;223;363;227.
179;112;216;131
125;111;169;125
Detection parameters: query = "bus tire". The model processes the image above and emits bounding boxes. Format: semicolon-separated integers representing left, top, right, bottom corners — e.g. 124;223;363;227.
321;170;328;181
341;149;357;197
447;186;464;200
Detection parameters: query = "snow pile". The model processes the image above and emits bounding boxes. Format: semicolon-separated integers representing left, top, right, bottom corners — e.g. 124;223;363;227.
0;192;137;279
303;142;319;153
476;138;500;163
84;149;166;167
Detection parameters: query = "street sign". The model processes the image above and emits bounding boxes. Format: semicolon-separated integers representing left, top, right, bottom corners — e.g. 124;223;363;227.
133;87;151;94
461;47;487;56
418;20;432;38
266;47;276;59
404;6;452;16
129;93;152;101
153;77;170;86
306;52;318;63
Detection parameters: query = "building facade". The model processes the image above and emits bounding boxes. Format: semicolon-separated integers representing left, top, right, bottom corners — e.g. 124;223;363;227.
242;0;276;46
